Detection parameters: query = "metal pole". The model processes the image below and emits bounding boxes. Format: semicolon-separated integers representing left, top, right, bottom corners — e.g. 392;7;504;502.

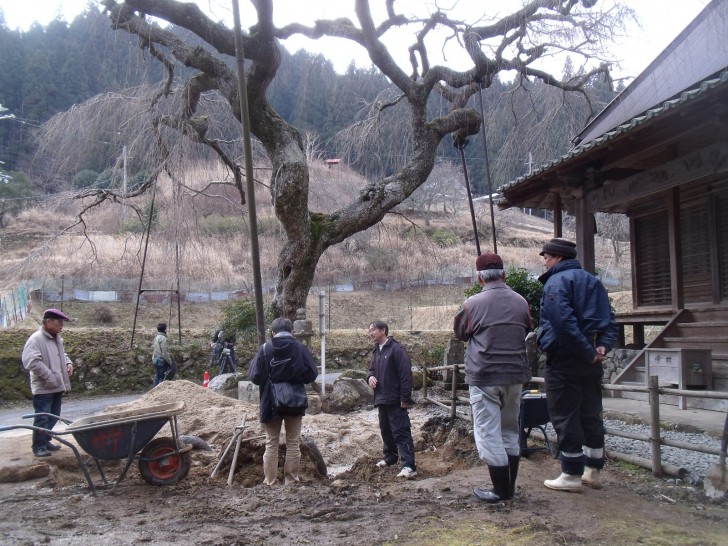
319;291;326;398
131;183;157;348
456;142;481;256
649;375;662;478
232;0;266;345
175;242;182;343
122;145;127;223
477;89;498;253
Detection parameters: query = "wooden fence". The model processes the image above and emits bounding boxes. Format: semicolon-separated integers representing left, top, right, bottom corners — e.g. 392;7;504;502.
422;364;727;479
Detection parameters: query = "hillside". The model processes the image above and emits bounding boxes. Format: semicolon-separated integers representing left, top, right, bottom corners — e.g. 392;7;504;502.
0;160;631;303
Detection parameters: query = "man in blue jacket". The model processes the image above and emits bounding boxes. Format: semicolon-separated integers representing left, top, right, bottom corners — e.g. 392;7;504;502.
538;238;618;492
367;320;417;479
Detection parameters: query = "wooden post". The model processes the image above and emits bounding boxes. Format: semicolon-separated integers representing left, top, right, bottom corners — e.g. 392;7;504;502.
451;363;458;422
649;375;662;478
422;365;428;400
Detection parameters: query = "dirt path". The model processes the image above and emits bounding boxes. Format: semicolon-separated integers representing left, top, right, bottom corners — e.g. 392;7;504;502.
1;381;726;545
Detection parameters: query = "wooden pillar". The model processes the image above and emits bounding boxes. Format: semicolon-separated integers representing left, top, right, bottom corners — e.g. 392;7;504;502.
575;191;596;273
667;188;683;310
553;193;563;237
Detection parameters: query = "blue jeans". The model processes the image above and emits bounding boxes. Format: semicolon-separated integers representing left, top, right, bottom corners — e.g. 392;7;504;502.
152;358;170;387
32;392;63;452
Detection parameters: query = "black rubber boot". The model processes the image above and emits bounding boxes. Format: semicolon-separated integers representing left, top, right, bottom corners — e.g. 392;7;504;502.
508;455;520;498
473;465;511;503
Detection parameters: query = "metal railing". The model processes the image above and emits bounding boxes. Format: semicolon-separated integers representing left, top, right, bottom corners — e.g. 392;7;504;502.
421;364;727;478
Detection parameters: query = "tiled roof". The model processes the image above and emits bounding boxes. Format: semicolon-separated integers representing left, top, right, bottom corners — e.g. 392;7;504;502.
500;69;728;193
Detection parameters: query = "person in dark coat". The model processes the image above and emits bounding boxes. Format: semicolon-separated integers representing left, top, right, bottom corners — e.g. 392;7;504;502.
367;320;417;479
538;238;618;492
248;317;317;485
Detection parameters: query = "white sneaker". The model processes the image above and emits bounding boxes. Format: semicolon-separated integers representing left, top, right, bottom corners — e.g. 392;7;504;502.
396;466;417;479
376;459;390;468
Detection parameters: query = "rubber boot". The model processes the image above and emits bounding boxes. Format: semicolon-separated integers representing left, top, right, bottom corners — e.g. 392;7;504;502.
473;465;511;503
508;455;520;498
582;466;602;489
544;472;583;493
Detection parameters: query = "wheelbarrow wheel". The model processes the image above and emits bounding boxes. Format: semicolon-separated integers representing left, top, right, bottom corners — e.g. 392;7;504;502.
138;438;191;486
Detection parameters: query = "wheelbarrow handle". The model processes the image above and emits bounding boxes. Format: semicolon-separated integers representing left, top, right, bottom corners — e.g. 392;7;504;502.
22;412;73;425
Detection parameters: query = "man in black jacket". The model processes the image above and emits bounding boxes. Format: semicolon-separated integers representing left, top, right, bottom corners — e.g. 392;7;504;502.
248;317;318;485
367;320;417;479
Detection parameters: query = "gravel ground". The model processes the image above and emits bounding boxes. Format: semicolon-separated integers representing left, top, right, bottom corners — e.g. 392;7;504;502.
604;418;723;486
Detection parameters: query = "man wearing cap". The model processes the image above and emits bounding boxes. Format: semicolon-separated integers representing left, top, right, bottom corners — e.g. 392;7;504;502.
454;253;532;503
537;238;618;492
21;309;74;458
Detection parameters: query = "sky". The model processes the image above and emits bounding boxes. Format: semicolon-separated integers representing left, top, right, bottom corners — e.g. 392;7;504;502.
0;0;713;81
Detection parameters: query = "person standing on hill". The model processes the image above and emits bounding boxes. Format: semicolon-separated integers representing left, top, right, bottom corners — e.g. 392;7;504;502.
152;322;172;387
367;320;417;479
538;238;618;493
248;317;318;485
454;253;532;503
22;308;74;458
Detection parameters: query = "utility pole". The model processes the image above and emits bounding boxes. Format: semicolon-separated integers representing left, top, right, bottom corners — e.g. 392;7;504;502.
232;0;266;345
122;145;128;223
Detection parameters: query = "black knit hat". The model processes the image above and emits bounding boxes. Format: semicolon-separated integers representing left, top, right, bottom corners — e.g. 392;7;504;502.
539;238;577;259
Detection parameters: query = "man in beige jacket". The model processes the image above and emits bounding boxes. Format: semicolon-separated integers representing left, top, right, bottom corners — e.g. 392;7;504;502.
22;308;74;457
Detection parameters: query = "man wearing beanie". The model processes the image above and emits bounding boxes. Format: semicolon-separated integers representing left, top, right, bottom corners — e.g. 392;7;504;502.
21;309;74;457
454;252;532;503
537;238;618;492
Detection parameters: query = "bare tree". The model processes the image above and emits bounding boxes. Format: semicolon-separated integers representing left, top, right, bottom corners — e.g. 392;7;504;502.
402;160;465;223
77;0;632;319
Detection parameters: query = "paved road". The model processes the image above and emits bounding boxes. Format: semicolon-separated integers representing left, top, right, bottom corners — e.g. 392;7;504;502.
0;372;342;436
0;394;142;436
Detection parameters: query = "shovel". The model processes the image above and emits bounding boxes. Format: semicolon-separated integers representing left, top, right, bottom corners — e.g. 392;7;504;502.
705;411;728;499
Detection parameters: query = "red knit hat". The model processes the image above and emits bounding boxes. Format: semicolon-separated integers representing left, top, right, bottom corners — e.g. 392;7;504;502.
475;252;503;271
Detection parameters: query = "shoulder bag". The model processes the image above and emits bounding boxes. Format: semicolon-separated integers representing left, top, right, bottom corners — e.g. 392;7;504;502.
264;343;308;414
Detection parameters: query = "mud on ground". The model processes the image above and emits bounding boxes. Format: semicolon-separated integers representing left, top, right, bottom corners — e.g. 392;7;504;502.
1;381;726;545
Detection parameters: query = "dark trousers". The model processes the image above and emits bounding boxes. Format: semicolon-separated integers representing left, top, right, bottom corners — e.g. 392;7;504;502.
31;392;63;452
377;404;416;470
153;358;169;387
545;353;605;457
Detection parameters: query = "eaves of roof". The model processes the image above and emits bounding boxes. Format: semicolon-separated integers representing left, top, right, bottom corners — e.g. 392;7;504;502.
500;69;728;196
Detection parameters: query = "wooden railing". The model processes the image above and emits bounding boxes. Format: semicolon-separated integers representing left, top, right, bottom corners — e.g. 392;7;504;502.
421;364;727;478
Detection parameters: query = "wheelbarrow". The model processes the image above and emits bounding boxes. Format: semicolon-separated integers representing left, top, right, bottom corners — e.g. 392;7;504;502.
519;390;555;457
0;401;192;495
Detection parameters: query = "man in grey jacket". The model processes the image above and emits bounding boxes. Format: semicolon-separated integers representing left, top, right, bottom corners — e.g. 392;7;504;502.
152;323;172;387
22;308;74;457
454;253;532;503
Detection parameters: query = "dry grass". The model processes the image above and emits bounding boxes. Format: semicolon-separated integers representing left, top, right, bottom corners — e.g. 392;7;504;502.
0;159;632;298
